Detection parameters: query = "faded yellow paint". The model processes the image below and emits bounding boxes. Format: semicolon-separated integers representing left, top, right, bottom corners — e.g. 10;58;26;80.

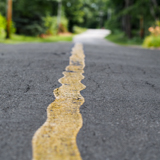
32;43;85;160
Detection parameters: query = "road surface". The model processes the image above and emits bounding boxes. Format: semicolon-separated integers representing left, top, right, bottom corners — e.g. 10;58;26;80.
73;29;116;46
0;30;160;160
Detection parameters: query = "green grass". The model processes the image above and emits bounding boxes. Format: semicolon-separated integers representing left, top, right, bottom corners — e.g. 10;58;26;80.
106;32;143;46
0;34;73;44
73;26;87;34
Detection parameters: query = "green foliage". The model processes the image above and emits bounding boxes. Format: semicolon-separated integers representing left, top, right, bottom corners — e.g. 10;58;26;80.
12;0;58;36
0;14;16;37
143;20;160;48
43;15;57;35
63;0;84;23
43;15;68;35
10;0;80;35
0;1;6;16
73;26;87;34
105;16;120;33
63;0;85;31
106;32;143;46
1;0;159;39
10;21;16;35
14;15;46;36
143;36;160;48
0;14;6;35
156;20;160;26
21;23;45;36
105;0;160;39
61;17;69;32
80;0;109;28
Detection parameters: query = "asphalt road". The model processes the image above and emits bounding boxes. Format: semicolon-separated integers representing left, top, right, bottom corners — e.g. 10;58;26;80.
73;29;116;46
0;30;160;160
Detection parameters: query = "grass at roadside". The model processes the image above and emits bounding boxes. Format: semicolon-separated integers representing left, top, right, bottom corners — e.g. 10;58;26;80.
73;26;87;34
106;32;143;46
0;34;73;44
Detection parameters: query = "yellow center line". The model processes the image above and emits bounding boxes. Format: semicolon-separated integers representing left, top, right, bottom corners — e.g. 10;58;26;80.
32;43;86;160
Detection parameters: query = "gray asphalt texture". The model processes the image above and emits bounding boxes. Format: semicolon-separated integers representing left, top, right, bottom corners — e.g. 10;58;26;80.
0;41;160;160
0;43;71;160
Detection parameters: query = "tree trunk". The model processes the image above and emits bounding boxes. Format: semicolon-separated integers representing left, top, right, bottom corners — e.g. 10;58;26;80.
140;16;144;39
151;0;159;20
6;0;12;39
68;20;74;33
124;0;132;39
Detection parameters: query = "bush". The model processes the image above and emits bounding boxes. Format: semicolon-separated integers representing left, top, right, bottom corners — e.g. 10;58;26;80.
15;14;45;36
21;23;45;36
10;21;16;34
0;14;16;37
60;17;68;32
43;15;69;35
0;14;6;36
104;16;121;33
143;22;160;48
43;15;57;35
143;35;160;48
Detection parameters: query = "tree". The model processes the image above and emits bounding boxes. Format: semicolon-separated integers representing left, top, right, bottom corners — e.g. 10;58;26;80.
63;0;84;32
105;0;160;39
6;0;12;39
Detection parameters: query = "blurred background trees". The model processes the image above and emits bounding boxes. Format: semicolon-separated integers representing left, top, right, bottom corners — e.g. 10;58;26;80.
0;0;160;47
105;0;160;38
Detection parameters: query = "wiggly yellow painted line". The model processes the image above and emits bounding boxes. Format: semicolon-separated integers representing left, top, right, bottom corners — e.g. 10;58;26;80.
32;43;85;160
